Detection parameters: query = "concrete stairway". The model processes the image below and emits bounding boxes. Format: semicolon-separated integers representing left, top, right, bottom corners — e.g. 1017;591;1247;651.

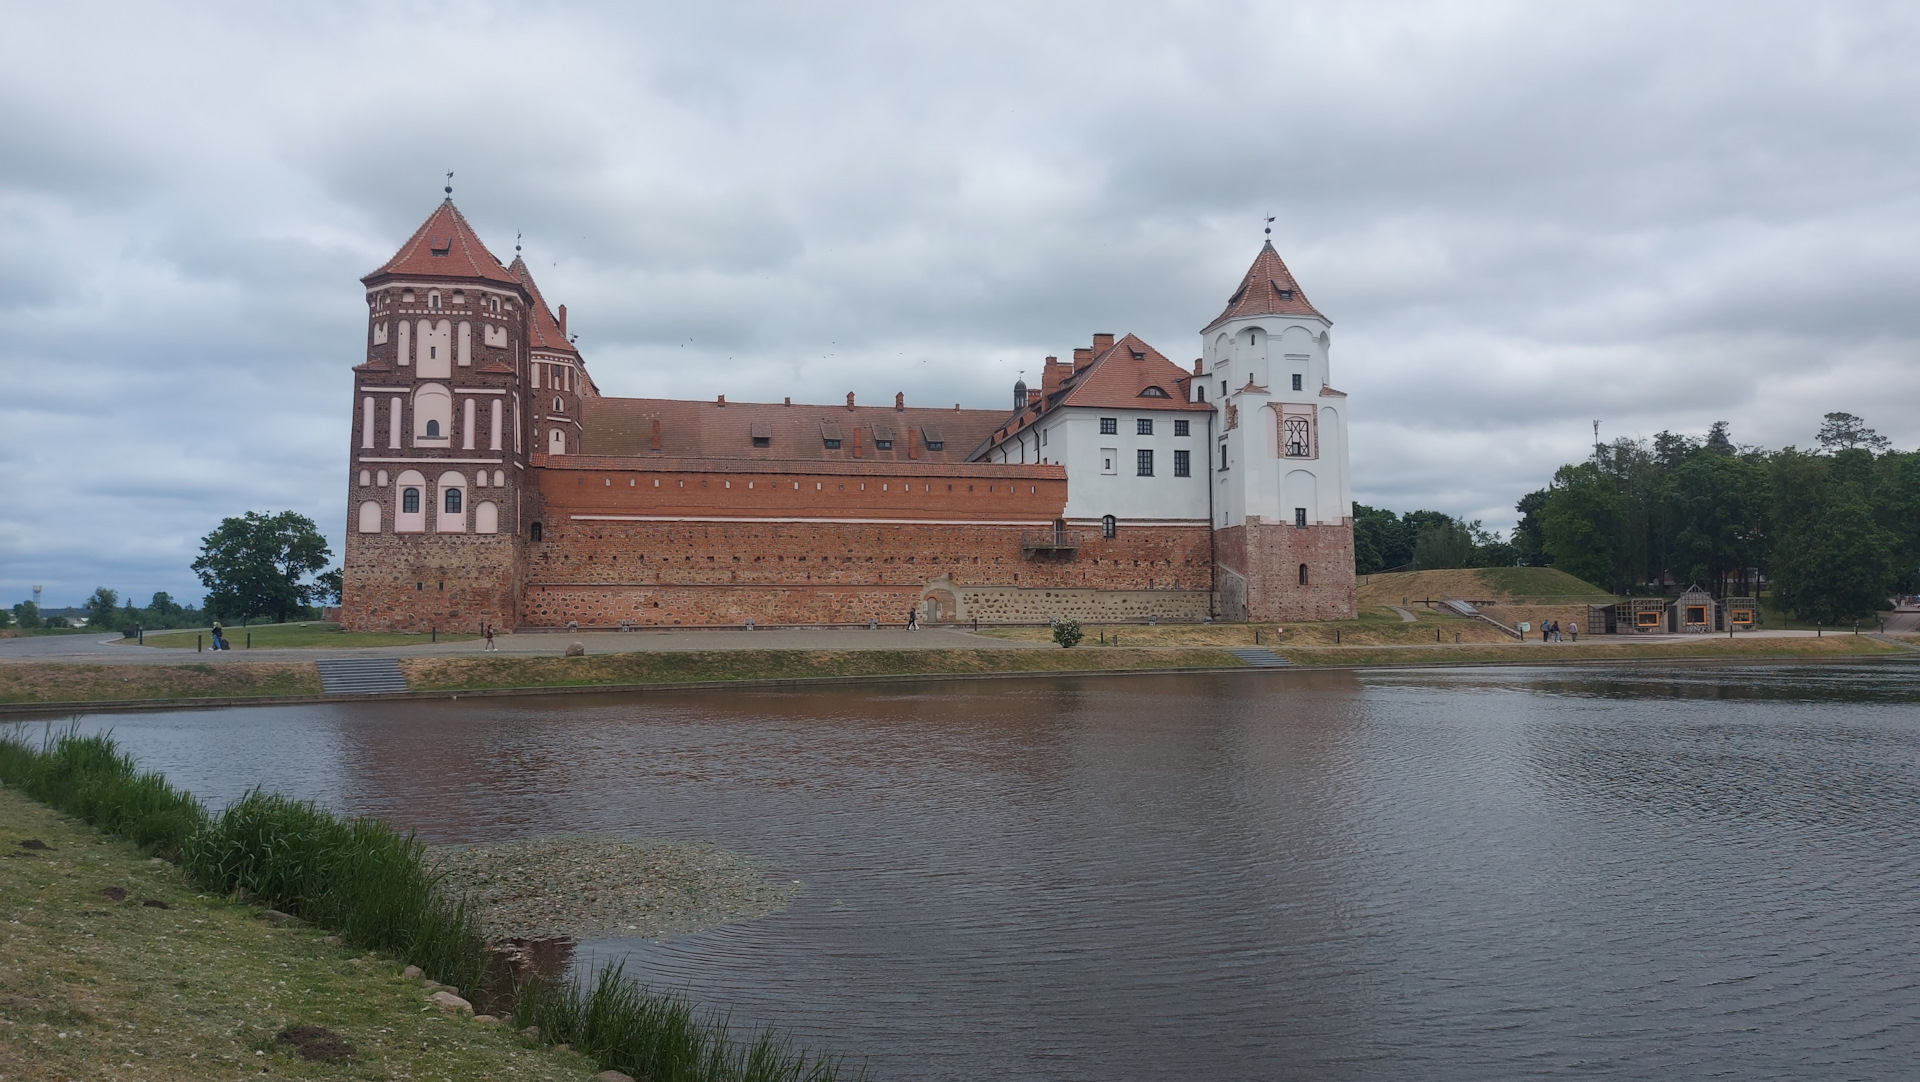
1228;648;1292;668
1440;600;1524;640
315;658;409;696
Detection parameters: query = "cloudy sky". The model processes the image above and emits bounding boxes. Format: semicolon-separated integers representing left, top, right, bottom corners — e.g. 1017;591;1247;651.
5;1;1918;608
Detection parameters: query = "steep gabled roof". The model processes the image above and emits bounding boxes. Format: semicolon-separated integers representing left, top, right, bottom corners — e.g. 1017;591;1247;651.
1053;334;1211;413
363;200;520;287
1201;240;1327;333
508;256;581;359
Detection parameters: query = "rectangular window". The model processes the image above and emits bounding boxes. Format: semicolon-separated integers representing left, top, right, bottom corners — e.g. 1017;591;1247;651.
1283;416;1312;457
823;438;841;449
1220;445;1228;470
875;440;892;450
1292;373;1303;392
1136;418;1153;435
1100;417;1118;435
1101;448;1118;475
1174;449;1190;477
1137;449;1154;476
1295;507;1307;527
1174;419;1189;436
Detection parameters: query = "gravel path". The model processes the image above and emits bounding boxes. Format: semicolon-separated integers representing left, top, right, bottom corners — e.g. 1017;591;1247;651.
431;836;798;942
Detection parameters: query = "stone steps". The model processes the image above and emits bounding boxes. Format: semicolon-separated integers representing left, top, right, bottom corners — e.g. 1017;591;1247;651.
315;658;409;695
1227;648;1291;668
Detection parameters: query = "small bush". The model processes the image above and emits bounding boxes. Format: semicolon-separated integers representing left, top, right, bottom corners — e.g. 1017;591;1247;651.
1052;619;1084;648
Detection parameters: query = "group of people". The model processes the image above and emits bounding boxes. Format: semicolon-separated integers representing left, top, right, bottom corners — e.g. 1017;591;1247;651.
1540;619;1579;643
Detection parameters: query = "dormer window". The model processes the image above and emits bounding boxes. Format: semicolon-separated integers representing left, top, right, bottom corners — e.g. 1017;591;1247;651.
750;421;772;448
875;439;892;450
824;438;842;449
1139;386;1169;398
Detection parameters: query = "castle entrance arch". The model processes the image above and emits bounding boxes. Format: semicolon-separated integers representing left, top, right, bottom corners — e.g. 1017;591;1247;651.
922;586;958;623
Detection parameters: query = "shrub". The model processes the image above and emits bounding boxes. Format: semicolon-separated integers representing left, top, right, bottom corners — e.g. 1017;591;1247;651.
1052;619;1084;648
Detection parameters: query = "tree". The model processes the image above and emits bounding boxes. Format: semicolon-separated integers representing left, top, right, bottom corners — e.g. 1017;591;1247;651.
192;511;333;624
1052;618;1084;648
315;568;344;606
1512;489;1551;566
1352;504;1401;574
1816;412;1890;452
1540;463;1627;592
1412;518;1475;569
12;601;43;630
84;587;120;630
1770;489;1894;622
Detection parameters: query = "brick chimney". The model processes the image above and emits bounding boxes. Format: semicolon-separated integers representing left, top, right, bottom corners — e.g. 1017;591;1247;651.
1193;358;1204;376
1072;347;1092;372
1041;355;1068;397
784;396;792;406
1092;332;1114;352
716;394;725;406
852;425;862;457
558;305;567;338
894;391;905;411
846;391;856;410
649;418;662;451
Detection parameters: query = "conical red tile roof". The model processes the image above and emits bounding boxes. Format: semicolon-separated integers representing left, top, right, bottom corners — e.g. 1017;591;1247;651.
364;199;519;287
1201;240;1326;332
509;256;579;358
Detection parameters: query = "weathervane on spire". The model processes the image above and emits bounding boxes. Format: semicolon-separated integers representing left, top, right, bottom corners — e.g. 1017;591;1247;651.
444;171;454;197
1264;214;1275;238
515;232;522;257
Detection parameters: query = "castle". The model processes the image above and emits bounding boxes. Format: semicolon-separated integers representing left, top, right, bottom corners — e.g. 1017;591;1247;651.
340;198;1356;630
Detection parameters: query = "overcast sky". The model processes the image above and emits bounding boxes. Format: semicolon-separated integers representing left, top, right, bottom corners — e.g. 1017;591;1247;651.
5;1;1918;608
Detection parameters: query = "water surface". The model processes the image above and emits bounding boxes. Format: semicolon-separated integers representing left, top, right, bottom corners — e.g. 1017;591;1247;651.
70;662;1920;1080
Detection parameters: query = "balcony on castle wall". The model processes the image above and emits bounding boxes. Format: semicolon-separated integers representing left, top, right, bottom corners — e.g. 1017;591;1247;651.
1021;530;1082;556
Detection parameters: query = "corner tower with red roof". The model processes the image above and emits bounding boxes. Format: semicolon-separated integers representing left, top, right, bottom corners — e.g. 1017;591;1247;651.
1199;240;1357;620
341;197;540;631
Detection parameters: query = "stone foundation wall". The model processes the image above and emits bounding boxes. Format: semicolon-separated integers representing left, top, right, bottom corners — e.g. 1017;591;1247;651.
1214;517;1357;621
954;586;1213;624
342;530;521;632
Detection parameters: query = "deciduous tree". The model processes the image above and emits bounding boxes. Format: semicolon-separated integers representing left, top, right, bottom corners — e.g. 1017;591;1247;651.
191;511;332;624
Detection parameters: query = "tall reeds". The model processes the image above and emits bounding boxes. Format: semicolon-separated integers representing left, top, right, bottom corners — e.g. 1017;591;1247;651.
513;962;859;1082
1;724;863;1082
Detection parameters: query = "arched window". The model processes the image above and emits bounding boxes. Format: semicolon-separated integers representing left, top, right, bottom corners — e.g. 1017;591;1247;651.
1101;514;1117;539
529;521;543;542
1299;564;1310;585
395;470;426;533
413;383;452;443
549;428;566;455
435;471;467;533
493;470;504;487
474;501;499;534
357;501;381;533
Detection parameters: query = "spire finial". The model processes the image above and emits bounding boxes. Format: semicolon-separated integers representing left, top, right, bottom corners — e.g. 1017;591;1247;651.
444;170;454;197
515;231;522;258
1264;214;1274;238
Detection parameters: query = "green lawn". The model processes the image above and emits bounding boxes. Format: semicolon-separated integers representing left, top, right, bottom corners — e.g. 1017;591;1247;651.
140;621;476;649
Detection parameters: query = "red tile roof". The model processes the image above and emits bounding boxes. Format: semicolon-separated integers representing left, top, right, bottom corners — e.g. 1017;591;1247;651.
1201;240;1327;333
363;200;520;288
973;333;1209;457
578;396;1012;464
508;256;580;359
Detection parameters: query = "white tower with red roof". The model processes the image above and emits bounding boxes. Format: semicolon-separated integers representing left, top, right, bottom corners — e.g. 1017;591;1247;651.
1200;240;1357;621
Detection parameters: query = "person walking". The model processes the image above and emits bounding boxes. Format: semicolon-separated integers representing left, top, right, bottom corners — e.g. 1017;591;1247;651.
906;606;919;632
1541;621;1550;643
1568;621;1580;642
483;624;496;651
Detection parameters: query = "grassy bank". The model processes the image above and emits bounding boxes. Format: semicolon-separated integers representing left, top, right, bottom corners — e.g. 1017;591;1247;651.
400;646;1245;692
0;727;861;1081
1279;633;1906;668
140;621;476;649
0;660;321;705
973;613;1516;647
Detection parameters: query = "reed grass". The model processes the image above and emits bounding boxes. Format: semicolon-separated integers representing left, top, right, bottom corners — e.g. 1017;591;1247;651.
514;962;860;1082
0;723;863;1081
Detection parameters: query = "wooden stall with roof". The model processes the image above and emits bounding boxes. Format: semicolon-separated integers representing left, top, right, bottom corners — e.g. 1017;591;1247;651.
1723;596;1759;630
1614;597;1669;634
1673;585;1717;633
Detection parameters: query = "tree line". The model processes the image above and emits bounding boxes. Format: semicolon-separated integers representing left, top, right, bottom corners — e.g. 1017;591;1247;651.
8;511;341;633
1354;413;1917;624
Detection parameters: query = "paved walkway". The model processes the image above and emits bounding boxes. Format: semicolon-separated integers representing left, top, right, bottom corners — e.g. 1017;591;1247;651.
0;627;1050;667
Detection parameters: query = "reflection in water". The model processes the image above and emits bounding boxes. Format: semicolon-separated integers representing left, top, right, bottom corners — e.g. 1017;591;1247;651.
87;661;1920;1081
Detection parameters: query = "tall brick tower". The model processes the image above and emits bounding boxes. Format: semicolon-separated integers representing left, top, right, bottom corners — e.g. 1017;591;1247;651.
341;197;532;631
1202;239;1358;621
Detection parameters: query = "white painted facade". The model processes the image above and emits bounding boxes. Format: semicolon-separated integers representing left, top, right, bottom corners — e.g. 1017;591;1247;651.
980;405;1211;526
1201;313;1352;530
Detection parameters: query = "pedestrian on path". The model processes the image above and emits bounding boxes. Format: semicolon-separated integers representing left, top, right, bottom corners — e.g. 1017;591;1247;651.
483;624;496;651
1569;621;1580;642
906;607;919;632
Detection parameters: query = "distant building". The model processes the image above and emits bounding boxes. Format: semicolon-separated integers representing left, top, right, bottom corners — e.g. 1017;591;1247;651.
340;199;1357;629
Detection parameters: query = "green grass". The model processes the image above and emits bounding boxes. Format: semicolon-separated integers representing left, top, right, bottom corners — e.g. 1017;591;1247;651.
141;621;477;649
0;725;864;1081
515;962;860;1082
0;660;322;704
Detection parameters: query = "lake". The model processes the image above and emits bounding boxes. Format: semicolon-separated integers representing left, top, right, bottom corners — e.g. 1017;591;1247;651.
62;661;1920;1080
